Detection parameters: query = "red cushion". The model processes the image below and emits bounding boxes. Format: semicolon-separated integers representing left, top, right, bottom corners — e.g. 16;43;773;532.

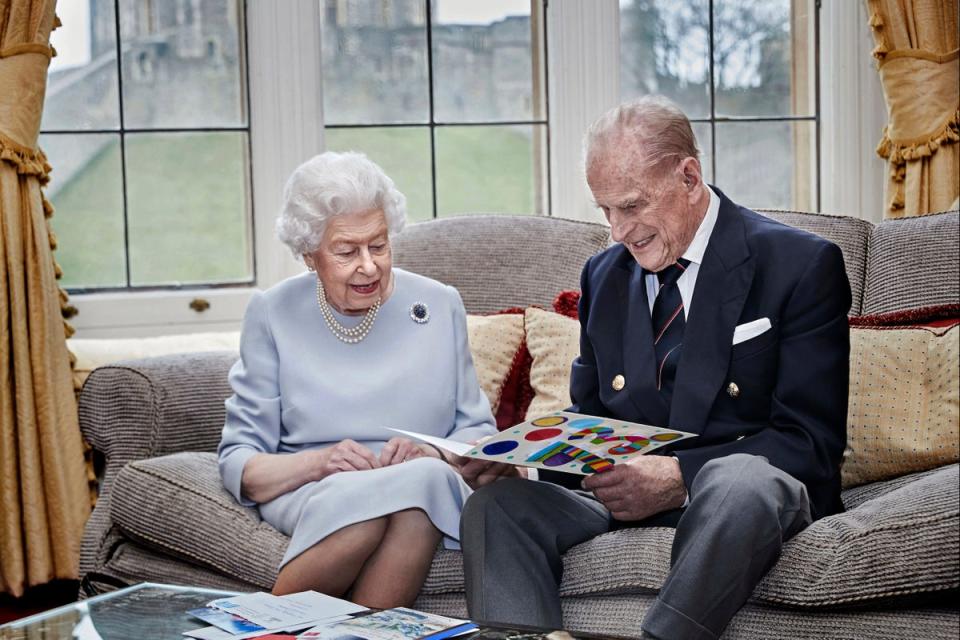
553;290;581;319
480;307;535;430
849;303;960;329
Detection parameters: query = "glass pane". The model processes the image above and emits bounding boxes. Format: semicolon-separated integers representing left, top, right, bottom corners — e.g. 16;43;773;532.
433;0;542;122
713;0;815;117
321;0;429;125
125;132;252;286
715;120;817;210
619;0;710;119
43;0;120;130
692;121;713;184
118;0;246;129
42;133;126;288
324;127;433;222
435;125;546;216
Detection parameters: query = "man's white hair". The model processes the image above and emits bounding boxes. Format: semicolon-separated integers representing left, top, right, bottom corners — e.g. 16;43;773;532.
276;151;407;259
583;95;700;174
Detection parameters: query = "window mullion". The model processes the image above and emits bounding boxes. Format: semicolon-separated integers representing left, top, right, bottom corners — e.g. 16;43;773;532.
112;0;132;287
426;0;438;219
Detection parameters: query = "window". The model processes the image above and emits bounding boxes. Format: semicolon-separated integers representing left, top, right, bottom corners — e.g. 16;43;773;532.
321;0;549;220
619;0;819;210
47;1;873;336
41;0;253;293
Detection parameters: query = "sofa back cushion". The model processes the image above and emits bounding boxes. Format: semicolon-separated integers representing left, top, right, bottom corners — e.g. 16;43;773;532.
757;209;873;316
392;215;611;314
523;307;581;420
465;313;526;414
843;323;960;487
862;210;960;315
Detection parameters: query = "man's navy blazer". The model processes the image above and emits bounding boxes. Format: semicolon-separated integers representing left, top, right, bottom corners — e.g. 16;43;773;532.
569;188;852;519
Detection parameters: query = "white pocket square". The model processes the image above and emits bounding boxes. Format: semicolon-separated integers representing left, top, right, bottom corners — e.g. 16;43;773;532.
732;318;772;345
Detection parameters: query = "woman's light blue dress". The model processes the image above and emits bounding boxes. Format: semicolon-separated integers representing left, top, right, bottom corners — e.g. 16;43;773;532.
218;269;496;567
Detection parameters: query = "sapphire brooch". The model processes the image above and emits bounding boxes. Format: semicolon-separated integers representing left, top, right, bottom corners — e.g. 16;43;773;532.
410;302;430;324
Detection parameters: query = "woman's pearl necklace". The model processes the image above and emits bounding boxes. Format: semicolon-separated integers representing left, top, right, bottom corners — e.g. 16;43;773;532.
315;278;381;344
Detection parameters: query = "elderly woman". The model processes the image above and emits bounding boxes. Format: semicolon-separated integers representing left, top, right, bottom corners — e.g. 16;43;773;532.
218;152;496;607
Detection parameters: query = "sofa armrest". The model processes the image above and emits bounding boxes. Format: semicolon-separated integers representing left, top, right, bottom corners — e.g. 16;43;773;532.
79;351;238;478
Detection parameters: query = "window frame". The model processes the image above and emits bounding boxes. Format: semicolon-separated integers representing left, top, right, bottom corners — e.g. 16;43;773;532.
64;0;883;338
66;0;319;337
322;0;552;220
45;0;257;297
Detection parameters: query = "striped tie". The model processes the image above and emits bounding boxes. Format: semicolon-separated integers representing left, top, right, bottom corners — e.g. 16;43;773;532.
652;258;691;400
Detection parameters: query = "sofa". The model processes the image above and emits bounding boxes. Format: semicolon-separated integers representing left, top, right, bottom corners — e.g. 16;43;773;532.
77;211;960;639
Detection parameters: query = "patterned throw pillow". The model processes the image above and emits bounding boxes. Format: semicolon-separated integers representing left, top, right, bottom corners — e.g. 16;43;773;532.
843;322;959;488
523;306;581;420
465;313;526;414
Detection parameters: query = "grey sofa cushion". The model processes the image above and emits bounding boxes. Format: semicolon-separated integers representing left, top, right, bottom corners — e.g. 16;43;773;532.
413;592;960;640
109;452;469;593
100;540;259;594
558;465;960;607
111;452;287;589
392;215;611;313
757;210;873;316
111;451;959;608
862;210;960;315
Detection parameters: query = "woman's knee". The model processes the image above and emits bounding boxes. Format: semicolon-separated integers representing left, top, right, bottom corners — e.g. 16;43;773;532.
386;508;440;534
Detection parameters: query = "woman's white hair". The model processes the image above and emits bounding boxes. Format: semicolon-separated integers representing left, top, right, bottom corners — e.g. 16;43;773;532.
583;95;700;174
276;151;407;258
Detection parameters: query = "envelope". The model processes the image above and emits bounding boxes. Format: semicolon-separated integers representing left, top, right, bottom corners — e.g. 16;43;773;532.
732;318;772;345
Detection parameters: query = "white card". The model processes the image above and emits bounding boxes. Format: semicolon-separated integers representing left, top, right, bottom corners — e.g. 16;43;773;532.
208;591;364;630
387;428;473;456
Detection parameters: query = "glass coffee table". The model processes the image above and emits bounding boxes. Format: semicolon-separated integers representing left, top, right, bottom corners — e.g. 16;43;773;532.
0;582;241;640
1;582;622;640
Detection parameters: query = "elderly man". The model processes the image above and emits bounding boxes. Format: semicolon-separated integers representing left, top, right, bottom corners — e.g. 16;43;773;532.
458;96;851;640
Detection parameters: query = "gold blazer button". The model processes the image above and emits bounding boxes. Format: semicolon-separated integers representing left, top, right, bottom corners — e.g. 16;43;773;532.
612;374;625;391
727;382;740;398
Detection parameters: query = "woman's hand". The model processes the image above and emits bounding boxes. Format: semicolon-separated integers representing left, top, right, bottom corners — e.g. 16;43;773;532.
316;439;381;476
379;437;430;466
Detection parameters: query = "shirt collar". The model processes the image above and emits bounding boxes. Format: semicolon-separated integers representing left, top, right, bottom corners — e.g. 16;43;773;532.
681;185;720;267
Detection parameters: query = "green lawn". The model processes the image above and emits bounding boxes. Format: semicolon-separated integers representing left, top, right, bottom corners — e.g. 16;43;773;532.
325;125;541;219
49;127;538;289
49;132;251;289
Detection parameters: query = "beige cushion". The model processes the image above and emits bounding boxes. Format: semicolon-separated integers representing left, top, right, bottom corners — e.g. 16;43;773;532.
843;324;960;488
465;313;525;413
68;332;241;390
523;307;580;420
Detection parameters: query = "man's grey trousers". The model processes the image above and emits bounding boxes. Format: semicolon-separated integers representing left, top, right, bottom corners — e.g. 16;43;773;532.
460;453;812;640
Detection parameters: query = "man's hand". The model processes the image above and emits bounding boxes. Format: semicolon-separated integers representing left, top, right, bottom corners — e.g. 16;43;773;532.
315;439;381;478
379;437;431;466
582;456;687;521
455;458;523;489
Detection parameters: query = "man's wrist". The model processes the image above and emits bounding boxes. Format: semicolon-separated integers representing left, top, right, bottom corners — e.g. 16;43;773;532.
671;456;689;508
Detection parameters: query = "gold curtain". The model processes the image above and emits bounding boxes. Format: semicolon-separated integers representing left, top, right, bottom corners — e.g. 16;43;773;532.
0;0;90;597
866;0;960;218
